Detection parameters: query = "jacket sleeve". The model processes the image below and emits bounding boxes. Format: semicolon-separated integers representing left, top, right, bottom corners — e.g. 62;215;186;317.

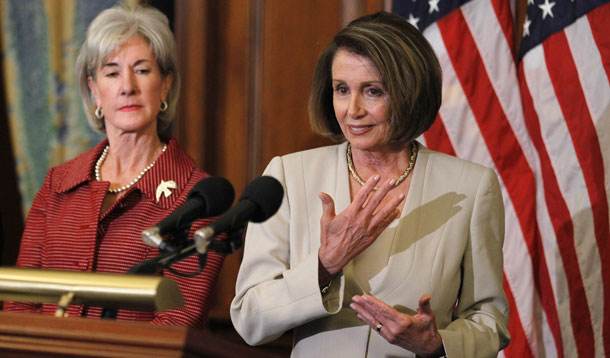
439;168;511;357
230;156;344;345
3;169;54;313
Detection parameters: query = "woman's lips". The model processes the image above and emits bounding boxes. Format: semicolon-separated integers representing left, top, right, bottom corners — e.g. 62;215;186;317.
119;105;142;111
348;125;373;135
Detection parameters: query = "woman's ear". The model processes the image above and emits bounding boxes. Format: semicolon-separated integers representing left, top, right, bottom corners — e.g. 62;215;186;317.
161;72;174;101
87;76;101;107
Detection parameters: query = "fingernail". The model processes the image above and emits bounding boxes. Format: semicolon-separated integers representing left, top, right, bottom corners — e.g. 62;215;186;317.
389;179;396;185
399;193;405;200
349;303;356;310
373;175;380;182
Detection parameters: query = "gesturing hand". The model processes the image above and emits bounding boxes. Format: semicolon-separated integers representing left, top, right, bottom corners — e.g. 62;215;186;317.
317;175;405;277
350;294;445;357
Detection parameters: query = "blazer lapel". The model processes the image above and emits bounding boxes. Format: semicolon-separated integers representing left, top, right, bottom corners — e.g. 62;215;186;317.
375;142;428;299
334;142;351;213
303;143;350;253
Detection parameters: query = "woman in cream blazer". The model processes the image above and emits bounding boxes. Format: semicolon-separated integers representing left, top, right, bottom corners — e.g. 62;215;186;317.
231;142;509;357
231;12;509;357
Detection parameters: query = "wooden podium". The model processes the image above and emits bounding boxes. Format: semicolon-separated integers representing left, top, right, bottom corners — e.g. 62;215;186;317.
0;311;282;358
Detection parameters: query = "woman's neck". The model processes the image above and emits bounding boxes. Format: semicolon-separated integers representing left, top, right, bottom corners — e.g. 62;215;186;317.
102;131;164;180
350;143;412;179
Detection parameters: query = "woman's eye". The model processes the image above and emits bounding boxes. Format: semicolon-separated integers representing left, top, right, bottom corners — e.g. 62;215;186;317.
105;72;119;78
136;68;150;74
367;87;383;96
334;86;348;95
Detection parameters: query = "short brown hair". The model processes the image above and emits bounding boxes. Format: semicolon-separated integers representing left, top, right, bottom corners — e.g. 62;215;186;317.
308;12;442;146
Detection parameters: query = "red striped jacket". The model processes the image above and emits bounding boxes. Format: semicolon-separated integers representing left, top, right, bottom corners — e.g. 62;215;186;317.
3;137;225;328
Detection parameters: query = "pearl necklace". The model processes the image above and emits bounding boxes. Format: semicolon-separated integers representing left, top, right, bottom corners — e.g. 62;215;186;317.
346;141;418;191
95;144;167;194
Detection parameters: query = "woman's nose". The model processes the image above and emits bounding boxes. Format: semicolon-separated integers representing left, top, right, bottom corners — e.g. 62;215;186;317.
347;95;365;118
120;72;138;96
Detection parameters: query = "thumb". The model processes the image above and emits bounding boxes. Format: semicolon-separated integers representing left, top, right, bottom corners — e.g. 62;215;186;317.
418;294;434;317
318;192;336;221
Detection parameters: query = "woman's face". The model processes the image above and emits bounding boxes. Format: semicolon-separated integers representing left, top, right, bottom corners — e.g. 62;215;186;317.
331;49;390;152
88;35;172;135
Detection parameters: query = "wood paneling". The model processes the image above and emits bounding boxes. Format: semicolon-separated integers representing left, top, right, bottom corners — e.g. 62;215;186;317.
363;0;391;15
174;1;209;167
257;1;340;171
199;0;253;319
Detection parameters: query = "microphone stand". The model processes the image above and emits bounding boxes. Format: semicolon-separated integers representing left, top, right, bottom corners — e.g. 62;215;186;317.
128;227;244;275
101;228;244;319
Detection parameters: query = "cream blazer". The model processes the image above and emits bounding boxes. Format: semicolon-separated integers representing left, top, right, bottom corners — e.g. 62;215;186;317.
230;142;510;358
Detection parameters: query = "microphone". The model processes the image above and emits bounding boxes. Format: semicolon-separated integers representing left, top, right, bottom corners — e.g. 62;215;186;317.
141;177;235;250
194;176;284;254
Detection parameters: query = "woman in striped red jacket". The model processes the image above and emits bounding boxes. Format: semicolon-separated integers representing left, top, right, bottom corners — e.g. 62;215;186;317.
3;5;224;328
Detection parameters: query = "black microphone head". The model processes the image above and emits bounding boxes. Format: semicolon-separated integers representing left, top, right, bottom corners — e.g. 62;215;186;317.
188;177;235;217
239;176;284;223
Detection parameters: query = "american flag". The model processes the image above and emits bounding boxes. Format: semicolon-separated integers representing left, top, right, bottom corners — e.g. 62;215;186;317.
394;0;610;357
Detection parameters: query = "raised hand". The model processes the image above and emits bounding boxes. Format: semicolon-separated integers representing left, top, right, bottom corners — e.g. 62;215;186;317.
350;294;445;357
317;175;405;278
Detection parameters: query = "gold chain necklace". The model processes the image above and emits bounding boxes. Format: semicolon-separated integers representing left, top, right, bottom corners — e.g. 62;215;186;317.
346;141;418;191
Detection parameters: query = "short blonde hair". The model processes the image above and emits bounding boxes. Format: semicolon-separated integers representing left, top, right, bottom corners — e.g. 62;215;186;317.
75;5;179;133
309;12;442;146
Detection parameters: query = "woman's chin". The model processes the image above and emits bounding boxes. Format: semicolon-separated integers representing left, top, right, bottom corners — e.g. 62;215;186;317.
105;119;157;135
347;138;386;152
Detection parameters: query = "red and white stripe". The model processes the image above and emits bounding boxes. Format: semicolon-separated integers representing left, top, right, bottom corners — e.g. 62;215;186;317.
417;0;610;356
